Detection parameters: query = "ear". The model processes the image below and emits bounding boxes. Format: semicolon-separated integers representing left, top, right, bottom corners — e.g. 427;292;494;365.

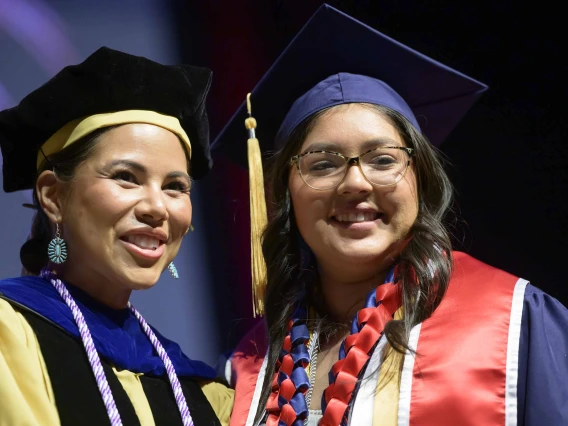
36;170;65;224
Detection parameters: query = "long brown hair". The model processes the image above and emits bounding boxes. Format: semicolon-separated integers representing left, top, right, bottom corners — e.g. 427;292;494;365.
255;103;454;422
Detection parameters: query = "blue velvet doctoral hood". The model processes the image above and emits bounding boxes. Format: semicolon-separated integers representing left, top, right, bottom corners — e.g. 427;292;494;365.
0;275;216;379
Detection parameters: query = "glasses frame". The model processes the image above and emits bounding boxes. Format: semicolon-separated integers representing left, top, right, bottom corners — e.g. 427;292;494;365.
290;146;414;190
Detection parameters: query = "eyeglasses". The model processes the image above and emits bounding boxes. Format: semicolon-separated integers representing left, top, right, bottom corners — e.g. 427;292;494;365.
290;146;414;190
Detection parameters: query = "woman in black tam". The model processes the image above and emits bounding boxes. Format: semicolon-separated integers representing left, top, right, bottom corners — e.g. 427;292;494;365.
213;5;568;426
0;47;233;426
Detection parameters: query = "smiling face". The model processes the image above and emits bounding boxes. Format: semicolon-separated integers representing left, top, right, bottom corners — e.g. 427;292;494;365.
289;103;419;276
43;123;192;299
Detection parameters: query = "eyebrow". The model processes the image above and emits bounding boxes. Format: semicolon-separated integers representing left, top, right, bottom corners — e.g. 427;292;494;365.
302;137;402;153
104;159;190;180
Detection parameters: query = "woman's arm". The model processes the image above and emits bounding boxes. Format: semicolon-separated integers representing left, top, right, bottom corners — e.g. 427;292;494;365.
517;285;568;425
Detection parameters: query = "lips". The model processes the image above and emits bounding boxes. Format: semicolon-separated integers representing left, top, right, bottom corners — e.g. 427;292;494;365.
119;230;167;260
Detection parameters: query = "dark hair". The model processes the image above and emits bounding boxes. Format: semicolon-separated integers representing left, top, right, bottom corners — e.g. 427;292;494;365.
20;126;117;275
255;103;454;421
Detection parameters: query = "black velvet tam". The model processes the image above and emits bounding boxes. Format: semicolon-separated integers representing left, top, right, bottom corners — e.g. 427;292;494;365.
0;46;213;192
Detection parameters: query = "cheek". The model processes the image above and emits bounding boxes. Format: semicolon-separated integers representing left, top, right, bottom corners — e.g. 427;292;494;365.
86;190;126;216
168;196;192;235
291;193;311;230
290;178;314;236
289;181;329;238
383;174;419;226
59;183;128;263
68;182;129;230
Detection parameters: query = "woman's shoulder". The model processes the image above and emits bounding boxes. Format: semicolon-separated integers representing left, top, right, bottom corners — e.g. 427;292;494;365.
0;275;55;301
0;292;41;353
452;251;566;309
232;319;268;358
522;282;567;321
0;275;68;326
224;320;268;385
0;277;46;339
0;295;26;333
452;251;520;283
517;283;568;423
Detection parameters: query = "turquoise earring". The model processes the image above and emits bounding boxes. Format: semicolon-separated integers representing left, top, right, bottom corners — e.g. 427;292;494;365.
168;262;179;279
170;226;191;278
48;223;67;264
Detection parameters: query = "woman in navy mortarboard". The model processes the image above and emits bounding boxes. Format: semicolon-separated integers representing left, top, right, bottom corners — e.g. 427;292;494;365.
0;47;233;426
213;4;568;426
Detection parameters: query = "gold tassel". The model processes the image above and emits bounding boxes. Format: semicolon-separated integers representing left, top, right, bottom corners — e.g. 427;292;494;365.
245;93;268;317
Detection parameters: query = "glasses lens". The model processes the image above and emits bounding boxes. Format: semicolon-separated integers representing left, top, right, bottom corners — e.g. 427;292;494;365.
298;152;346;189
360;148;409;186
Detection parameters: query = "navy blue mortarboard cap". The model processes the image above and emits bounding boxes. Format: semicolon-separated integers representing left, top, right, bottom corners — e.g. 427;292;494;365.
276;72;421;150
212;3;488;165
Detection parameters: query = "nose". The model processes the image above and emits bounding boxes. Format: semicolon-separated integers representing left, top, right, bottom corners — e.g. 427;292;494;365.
135;185;168;224
336;162;373;195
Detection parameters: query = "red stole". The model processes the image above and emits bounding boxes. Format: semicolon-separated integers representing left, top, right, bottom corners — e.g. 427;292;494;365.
406;251;519;425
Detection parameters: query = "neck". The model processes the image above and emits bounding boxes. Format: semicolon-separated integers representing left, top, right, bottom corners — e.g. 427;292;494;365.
317;262;389;323
54;265;131;309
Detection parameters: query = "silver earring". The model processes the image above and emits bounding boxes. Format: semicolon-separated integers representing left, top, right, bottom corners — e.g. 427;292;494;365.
168;262;179;279
48;224;67;264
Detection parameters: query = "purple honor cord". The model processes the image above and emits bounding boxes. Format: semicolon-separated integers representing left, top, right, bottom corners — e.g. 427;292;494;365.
41;270;194;426
129;302;193;425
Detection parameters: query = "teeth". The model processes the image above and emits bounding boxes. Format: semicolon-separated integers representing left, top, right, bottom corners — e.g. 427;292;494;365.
126;235;160;250
335;213;379;223
365;212;375;221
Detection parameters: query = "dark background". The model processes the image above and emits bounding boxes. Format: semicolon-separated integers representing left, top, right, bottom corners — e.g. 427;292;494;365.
178;0;567;352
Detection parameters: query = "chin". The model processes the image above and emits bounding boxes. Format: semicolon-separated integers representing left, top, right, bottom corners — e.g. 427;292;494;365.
119;267;163;291
337;249;385;264
333;238;401;263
